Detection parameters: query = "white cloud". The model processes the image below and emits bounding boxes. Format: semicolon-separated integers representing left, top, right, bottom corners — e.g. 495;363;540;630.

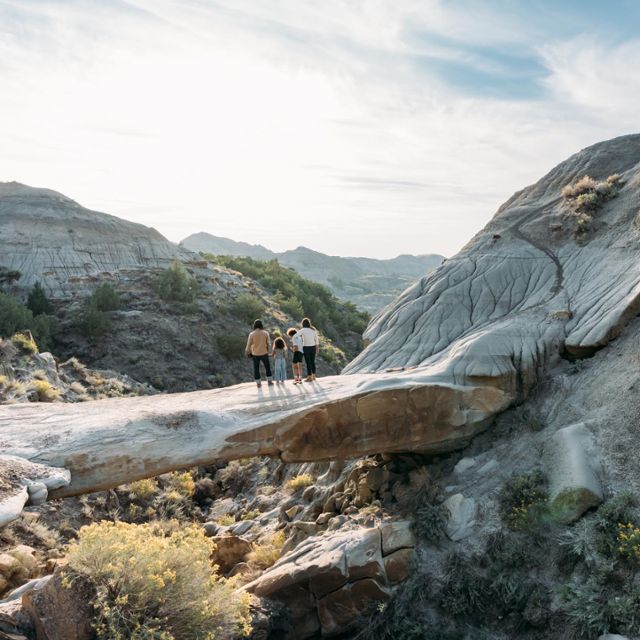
0;1;638;258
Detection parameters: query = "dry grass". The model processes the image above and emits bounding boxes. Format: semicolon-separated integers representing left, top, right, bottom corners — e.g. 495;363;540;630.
247;531;286;570
29;379;60;402
285;474;314;493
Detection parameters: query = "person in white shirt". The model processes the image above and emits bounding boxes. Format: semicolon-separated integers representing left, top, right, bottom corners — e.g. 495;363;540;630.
287;327;304;384
297;317;319;382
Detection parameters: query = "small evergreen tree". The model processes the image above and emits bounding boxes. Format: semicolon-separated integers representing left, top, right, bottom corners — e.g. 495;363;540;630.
91;283;120;311
27;282;52;316
153;261;198;303
78;303;111;338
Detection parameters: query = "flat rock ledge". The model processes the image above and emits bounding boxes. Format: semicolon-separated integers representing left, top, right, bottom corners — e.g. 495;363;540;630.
244;521;415;638
0;372;509;523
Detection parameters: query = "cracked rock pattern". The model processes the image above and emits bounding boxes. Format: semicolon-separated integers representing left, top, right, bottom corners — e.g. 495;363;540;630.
346;134;640;400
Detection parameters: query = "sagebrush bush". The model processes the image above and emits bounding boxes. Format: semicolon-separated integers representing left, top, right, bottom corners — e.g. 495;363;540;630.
285;474;314;493
248;531;285;570
229;293;264;325
128;478;158;501
153;261;198;303
11;332;38;354
91;283;121;312
413;502;448;544
77;303;111;338
499;470;549;530
29;379;60;402
65;520;252;639
594;492;639;556
216;334;246;360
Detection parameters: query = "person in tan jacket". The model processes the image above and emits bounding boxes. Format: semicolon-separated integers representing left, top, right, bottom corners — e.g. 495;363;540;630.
245;319;273;387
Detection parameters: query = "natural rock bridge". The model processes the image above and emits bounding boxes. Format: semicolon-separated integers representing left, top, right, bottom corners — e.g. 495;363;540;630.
0;371;509;524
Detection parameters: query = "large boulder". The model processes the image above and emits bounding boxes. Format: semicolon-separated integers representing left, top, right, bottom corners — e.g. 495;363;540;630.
544;423;603;523
244;521;415;638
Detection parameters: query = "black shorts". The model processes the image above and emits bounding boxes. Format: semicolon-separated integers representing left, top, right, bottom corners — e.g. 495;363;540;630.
293;351;304;364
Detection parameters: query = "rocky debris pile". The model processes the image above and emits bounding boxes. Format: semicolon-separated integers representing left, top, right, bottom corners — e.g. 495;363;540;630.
0;337;155;405
245;521;415;639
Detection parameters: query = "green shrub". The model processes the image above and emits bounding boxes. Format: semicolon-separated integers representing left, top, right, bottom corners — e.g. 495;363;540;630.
0;268;21;285
153;261;198;303
0;293;57;350
499;470;549;531
91;283;120;311
27;282;52;316
11;332;38;354
229;293;264;325
78;303;111;338
439;552;488;617
594;492;639;557
413;502;448;544
216;334;246;360
206;255;370;345
65;520;252;639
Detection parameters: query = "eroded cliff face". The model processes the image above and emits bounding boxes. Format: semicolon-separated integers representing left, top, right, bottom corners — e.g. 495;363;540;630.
0;182;192;298
345;134;640;399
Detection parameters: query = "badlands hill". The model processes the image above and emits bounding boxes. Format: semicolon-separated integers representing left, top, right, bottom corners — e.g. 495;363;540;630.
4;135;640;639
181;232;444;313
0;182;192;298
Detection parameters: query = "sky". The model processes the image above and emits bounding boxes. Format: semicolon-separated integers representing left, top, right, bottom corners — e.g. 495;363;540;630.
1;1;640;259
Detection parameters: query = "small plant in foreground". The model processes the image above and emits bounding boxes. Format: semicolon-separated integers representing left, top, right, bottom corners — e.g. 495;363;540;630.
65;520;252;639
499;470;548;531
11;332;38;354
413;502;448;544
285;474;314;493
617;522;640;562
29;379;60;402
128;478;158;501
248;530;286;570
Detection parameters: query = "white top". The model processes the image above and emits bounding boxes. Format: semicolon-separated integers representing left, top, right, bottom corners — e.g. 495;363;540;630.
291;333;304;351
297;327;318;347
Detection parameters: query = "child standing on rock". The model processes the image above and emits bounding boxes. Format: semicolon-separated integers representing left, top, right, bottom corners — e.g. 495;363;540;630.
287;327;304;384
272;336;287;383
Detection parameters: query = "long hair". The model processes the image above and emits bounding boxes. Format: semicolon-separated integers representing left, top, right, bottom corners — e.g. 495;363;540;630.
253;319;264;330
274;337;286;350
302;317;311;328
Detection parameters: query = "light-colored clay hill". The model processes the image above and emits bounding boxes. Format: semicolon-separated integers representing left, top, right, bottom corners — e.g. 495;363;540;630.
0;182;193;298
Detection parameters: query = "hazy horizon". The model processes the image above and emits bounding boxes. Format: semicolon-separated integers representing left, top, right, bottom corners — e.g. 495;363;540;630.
2;1;640;259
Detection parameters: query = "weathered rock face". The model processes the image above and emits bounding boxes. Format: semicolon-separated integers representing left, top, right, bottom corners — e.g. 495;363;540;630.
345;135;640;399
0;373;509;502
243;521;414;638
0;181;192;298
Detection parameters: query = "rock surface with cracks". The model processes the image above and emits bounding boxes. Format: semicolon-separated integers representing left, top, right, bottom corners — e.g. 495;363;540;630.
0;373;508;504
346;135;640;400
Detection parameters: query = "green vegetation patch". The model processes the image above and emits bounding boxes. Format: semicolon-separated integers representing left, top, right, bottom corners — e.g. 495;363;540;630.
207;255;370;341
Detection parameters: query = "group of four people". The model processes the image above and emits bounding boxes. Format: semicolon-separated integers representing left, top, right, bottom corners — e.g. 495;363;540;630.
245;317;319;387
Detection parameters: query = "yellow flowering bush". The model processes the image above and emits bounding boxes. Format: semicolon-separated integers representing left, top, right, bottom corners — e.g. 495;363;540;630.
65;520;251;639
285;474;314;493
617;522;640;562
248;531;286;570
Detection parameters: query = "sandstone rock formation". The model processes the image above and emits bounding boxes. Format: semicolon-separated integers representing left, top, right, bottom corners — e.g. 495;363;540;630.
0;373;508;502
0;181;192;298
243;520;414;638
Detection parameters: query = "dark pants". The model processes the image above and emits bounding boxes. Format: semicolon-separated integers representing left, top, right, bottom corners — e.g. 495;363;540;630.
252;354;272;380
303;346;316;376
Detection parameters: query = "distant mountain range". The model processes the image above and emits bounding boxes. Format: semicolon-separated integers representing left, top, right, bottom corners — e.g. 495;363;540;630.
181;232;444;313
